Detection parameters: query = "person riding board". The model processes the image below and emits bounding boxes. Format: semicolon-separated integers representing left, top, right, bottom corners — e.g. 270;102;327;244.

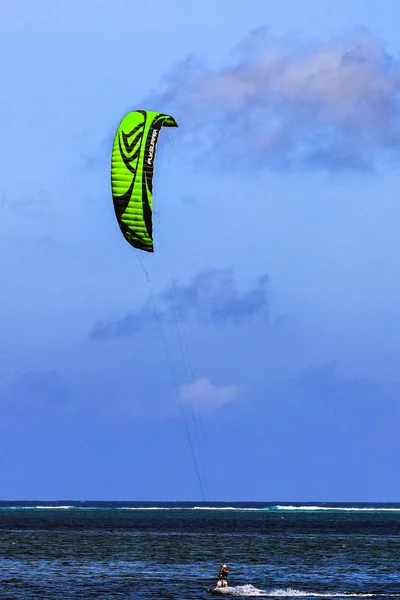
215;563;229;589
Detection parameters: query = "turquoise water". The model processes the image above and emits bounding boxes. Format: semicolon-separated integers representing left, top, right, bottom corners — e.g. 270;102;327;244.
0;501;399;599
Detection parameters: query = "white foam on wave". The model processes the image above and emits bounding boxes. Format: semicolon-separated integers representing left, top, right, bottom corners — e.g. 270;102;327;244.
121;505;400;513
0;505;100;510
217;587;381;598
276;506;400;512
120;507;180;510
2;504;399;514
120;506;268;511
193;507;268;511
34;506;75;509
263;589;377;598
213;585;267;596
122;505;400;513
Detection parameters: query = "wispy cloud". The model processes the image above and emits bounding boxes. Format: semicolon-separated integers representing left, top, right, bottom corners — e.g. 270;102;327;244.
90;306;158;340
296;362;381;397
161;269;269;323
288;361;386;433
4;370;70;411
177;377;238;411
150;28;400;172
90;268;269;340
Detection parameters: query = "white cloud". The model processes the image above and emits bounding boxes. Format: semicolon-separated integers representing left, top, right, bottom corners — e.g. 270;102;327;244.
153;29;400;171
177;377;238;411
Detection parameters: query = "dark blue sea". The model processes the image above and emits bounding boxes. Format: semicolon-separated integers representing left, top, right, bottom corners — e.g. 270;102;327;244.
0;501;399;599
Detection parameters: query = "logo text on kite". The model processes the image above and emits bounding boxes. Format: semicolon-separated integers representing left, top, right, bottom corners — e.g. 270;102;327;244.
147;129;158;165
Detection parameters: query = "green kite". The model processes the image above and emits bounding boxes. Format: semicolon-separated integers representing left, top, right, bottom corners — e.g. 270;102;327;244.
111;109;178;252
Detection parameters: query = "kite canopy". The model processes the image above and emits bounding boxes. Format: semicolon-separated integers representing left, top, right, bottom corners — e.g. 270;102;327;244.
111;109;178;252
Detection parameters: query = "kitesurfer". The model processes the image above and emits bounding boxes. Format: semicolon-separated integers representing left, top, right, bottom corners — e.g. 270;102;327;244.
215;564;229;589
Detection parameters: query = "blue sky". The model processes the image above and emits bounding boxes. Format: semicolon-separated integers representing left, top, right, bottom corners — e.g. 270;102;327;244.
1;0;400;501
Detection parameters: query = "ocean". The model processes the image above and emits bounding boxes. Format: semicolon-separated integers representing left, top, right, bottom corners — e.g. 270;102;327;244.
0;501;399;599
